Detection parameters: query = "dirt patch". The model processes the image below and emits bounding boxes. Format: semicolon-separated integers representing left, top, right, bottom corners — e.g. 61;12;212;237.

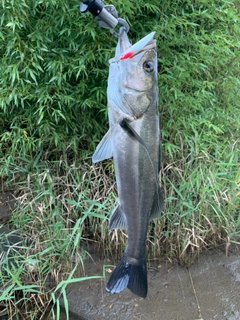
63;245;240;320
0;190;15;222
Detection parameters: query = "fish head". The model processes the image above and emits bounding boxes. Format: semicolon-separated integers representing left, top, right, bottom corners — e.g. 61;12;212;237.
108;29;158;119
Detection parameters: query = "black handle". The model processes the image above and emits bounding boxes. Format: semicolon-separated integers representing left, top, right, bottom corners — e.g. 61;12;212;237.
80;0;104;16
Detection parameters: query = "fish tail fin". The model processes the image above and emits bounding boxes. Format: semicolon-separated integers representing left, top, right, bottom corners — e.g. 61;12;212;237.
106;254;147;298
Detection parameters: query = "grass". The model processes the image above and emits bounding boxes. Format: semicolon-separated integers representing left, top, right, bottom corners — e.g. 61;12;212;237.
0;0;239;318
1;96;239;317
0;134;239;318
160;151;239;266
0;242;102;320
0;157;115;319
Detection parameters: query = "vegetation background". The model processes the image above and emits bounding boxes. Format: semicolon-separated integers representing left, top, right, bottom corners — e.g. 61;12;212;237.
0;0;239;318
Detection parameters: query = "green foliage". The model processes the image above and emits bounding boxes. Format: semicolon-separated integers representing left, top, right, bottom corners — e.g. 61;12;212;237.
0;226;103;320
154;0;240;261
157;0;240;154
0;0;239;165
0;159;113;319
0;0;109;165
0;0;239;317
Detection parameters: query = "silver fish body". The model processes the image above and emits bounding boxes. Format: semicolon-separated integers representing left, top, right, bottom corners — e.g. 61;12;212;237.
93;28;163;298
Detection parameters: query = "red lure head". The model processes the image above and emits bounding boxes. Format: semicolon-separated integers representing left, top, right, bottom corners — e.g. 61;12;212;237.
118;32;156;61
119;51;134;60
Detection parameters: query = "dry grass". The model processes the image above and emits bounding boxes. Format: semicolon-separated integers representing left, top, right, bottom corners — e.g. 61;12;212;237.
0;151;239;318
11;153;239;264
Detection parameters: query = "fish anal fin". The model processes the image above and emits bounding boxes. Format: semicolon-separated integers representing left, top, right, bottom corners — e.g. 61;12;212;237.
109;204;128;230
92;129;113;163
149;185;164;220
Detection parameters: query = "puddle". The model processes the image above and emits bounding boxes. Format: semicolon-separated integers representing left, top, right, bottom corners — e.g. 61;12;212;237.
62;245;240;320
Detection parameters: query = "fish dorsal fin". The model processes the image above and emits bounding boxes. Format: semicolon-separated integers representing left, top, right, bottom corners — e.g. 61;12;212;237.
92;129;113;163
109;204;128;230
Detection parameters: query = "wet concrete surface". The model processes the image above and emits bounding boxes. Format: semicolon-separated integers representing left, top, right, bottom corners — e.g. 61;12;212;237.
62;245;240;320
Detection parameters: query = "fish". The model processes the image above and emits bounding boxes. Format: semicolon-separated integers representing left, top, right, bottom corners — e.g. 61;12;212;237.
92;27;163;298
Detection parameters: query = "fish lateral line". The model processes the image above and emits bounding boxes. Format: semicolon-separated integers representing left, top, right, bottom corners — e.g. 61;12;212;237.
119;118;162;216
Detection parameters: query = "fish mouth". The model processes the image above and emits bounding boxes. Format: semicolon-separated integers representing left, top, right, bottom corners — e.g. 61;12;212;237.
116;28;156;61
124;87;148;93
114;28;156;60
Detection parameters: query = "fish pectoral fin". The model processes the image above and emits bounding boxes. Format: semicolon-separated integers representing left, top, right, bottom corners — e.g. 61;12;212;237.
120;119;146;148
109;204;128;230
149;185;164;220
92;129;113;163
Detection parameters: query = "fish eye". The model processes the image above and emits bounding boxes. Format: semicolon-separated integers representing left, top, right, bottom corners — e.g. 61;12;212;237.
143;61;154;73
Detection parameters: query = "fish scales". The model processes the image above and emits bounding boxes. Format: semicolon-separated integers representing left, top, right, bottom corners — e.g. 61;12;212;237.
92;28;164;298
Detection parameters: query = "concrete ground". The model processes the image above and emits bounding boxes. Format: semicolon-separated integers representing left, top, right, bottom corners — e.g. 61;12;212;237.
63;245;240;320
